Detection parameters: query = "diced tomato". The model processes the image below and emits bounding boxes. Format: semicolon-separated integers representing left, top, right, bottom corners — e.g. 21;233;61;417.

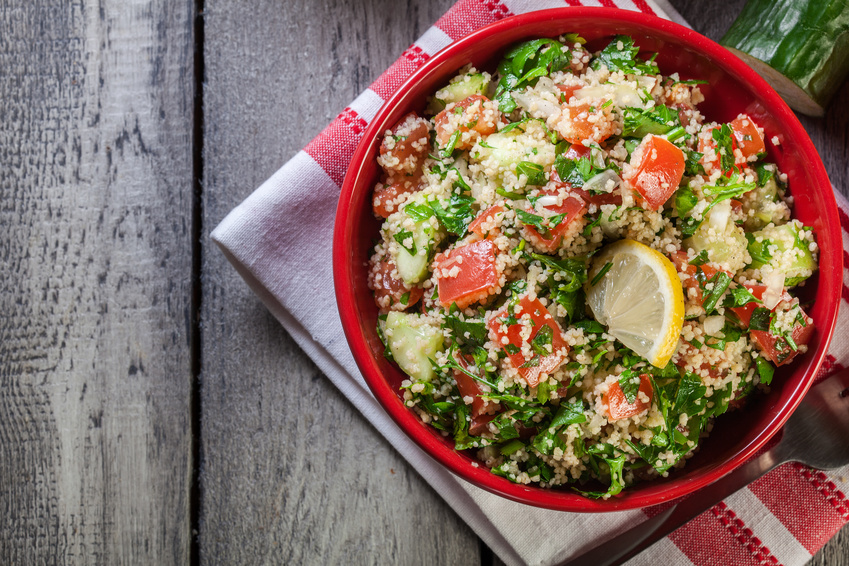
569;186;623;207
562;142;591;161
372;179;420;218
728;285;766;327
469;413;497;436
727;285;790;327
604;373;653;421
669;251;730;305
556;83;583;101
631;135;685;210
452;353;501;436
487;295;569;387
751;322;814;366
434;239;501;309
434;94;500;150
369;260;423;312
698;117;762;173
521;188;587;253
556;99;616;145
727;284;814;366
730;114;766;159
378;112;430;178
467;205;505;239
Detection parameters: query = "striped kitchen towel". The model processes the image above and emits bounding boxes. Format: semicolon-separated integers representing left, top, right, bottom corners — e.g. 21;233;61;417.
211;1;849;565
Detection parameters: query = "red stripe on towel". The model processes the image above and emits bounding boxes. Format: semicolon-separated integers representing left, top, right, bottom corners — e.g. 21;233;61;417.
632;0;658;14
369;46;431;100
304;108;367;187
749;462;849;553
434;0;513;42
669;503;774;566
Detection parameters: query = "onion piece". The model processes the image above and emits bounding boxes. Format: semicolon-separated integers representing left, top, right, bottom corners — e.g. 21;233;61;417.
574;84;648;109
761;270;786;310
703;315;725;336
708;200;732;233
534;194;560;208
512;90;560;119
582;170;622;194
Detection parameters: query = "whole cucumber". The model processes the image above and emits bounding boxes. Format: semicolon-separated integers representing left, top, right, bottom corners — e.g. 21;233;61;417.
720;0;849;116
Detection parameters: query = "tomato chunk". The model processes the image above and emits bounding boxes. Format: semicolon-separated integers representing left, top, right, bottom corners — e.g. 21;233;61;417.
604;373;653;421
369;260;423;312
452;353;501;436
555;100;616;145
434;239;502;309
728;285;814;366
378;112;430;178
562;142;591;161
372;179;420;218
556;84;583;101
730;114;766;159
434;95;499;150
467;205;505;239
631;135;685;210
669;251;731;305
487;295;569;387
727;285;792;327
751;322;813;366
521;188;587;253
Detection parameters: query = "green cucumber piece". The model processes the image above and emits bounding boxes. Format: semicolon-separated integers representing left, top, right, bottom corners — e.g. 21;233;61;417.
437;73;489;104
393;218;437;285
384;312;445;382
741;174;787;231
471;127;555;190
427;72;490;114
720;0;849;116
746;221;817;285
683;208;749;272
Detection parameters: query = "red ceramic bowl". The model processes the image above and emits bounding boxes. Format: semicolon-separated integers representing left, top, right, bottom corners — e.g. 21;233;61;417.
333;8;841;511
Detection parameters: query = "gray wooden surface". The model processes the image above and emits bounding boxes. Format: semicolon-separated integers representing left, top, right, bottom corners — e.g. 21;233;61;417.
1;0;847;564
0;0;195;563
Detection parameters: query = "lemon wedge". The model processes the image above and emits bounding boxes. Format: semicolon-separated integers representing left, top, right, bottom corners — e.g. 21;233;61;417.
585;239;685;368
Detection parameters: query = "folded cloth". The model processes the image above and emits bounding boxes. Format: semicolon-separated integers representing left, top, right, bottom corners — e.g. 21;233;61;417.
211;1;849;564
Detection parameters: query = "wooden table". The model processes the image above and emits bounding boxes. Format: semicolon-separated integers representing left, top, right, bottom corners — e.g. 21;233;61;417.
2;0;847;563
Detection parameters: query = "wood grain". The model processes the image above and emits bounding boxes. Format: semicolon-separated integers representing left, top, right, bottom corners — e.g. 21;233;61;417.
198;0;478;564
0;0;195;563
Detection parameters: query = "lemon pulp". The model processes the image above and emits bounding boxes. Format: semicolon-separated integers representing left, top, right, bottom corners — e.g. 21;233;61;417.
585;239;685;368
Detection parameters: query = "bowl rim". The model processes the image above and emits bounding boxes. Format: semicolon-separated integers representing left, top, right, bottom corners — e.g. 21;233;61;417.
333;7;841;511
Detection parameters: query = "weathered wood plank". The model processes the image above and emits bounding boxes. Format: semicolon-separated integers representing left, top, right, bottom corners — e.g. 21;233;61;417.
0;0;195;563
199;0;479;564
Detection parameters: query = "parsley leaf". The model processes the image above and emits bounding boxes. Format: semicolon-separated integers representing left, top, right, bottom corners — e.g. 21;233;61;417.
723;286;762;309
393;229;417;256
404;202;433;222
618;370;640;404
591;35;657;75
755;162;775;188
429;193;476;236
749;307;771;331
516;161;547;186
702;271;732;313
622;104;680;138
494;38;571;113
755;356;775;385
711;124;737;174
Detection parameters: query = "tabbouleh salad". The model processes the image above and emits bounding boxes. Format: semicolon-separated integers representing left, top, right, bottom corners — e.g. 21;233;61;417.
366;34;818;497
